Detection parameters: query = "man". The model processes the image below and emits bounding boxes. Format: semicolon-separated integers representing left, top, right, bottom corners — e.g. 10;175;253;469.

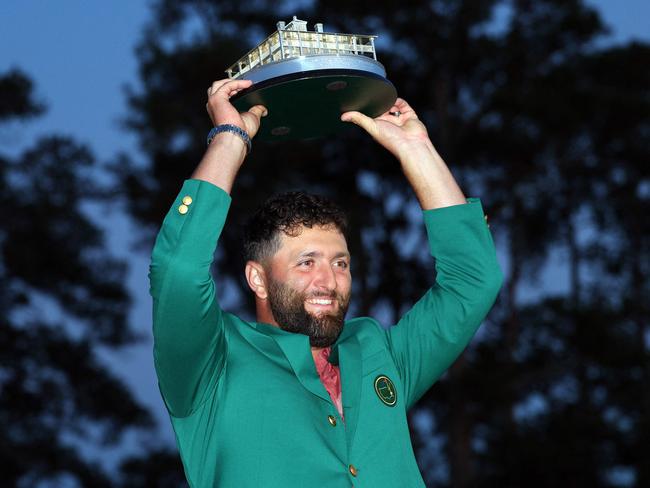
150;78;502;487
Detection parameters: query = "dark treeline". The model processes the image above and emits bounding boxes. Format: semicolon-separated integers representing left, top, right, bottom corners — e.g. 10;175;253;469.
1;0;648;486
0;71;184;486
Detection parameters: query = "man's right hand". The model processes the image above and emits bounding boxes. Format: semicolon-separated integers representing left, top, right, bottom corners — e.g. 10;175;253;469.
192;79;267;193
206;79;267;139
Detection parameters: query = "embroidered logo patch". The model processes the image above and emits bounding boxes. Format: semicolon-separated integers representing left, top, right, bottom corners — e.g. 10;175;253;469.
374;375;397;407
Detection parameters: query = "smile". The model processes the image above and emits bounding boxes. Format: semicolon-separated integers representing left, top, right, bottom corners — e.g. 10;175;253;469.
306;298;334;305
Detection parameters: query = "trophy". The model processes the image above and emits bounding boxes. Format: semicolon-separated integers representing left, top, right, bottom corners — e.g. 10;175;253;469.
226;16;397;141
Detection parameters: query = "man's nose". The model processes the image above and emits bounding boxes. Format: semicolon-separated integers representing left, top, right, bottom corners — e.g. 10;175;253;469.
313;262;337;290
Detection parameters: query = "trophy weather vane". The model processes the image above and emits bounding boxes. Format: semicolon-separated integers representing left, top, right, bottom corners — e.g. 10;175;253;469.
225;16;397;141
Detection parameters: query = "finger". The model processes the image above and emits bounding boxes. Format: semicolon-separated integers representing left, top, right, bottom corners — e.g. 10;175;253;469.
340;111;377;136
241;112;262;138
394;98;410;109
248;105;268;119
393;98;417;116
211;79;253;99
242;105;268;138
206;79;252;99
207;79;231;96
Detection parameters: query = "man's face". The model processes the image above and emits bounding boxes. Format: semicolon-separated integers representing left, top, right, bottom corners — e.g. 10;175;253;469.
265;225;351;347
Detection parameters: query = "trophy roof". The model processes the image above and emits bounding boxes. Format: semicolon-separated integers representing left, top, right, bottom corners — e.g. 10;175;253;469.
225;17;381;80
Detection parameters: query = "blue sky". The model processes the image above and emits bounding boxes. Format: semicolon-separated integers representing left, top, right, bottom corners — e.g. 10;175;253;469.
1;0;649;460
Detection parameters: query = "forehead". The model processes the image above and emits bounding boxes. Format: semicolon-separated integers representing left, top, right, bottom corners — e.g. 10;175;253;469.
277;225;349;256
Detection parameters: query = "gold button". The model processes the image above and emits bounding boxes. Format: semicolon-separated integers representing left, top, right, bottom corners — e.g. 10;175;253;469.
178;204;189;215
349;464;358;477
327;415;337;426
182;195;193;205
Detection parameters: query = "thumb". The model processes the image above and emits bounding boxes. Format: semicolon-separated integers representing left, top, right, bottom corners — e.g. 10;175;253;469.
248;105;268;120
341;111;377;136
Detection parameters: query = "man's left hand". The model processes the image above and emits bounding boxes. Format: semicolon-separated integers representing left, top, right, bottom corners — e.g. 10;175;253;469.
340;98;431;161
342;98;466;210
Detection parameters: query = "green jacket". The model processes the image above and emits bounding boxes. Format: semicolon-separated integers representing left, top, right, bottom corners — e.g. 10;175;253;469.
150;179;502;487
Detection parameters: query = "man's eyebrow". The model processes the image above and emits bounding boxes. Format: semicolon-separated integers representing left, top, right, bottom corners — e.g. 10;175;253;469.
297;250;350;259
297;250;323;259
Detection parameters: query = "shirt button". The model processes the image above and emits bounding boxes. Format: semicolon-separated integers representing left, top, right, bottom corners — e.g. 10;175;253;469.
327;415;337;426
182;195;193;205
349;464;358;477
178;204;189;215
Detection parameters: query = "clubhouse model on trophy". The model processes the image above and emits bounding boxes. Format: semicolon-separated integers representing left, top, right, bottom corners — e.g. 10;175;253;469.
226;16;397;141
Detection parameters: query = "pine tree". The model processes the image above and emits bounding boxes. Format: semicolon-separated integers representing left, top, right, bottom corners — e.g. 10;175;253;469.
0;69;153;486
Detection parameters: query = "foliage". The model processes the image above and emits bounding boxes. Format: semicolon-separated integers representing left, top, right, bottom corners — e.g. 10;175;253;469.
0;69;153;486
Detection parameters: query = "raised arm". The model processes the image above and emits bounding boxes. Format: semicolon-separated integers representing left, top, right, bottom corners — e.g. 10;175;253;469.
342;100;502;408
341;98;465;210
193;78;267;192
150;79;266;417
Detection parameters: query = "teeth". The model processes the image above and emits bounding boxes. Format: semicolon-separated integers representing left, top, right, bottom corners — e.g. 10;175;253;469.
308;299;333;305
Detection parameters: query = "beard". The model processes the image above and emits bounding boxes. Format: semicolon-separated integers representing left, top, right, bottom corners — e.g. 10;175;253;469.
267;278;350;348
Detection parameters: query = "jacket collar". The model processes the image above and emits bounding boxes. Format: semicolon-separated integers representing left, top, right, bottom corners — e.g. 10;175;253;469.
252;322;330;403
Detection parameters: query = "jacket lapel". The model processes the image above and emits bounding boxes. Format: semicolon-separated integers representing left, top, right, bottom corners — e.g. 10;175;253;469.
332;324;362;447
254;322;331;404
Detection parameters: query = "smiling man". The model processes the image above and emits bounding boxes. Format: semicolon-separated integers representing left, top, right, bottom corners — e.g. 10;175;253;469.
243;191;352;354
149;78;503;487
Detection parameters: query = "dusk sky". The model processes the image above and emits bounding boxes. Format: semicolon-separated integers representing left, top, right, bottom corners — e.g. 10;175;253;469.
1;0;649;464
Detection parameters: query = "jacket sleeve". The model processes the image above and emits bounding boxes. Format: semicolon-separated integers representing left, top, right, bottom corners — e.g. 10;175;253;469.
149;178;231;418
384;198;503;410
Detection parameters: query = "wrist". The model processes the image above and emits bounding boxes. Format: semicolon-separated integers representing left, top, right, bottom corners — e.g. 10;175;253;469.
396;137;438;166
206;131;247;165
207;124;251;154
192;132;245;194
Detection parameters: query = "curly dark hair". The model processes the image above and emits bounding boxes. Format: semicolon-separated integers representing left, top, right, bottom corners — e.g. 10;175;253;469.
243;191;348;263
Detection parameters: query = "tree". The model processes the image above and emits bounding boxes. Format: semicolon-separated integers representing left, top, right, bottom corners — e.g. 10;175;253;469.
0;69;153;486
118;1;650;485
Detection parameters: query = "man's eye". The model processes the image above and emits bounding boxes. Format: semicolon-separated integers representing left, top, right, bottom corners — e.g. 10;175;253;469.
334;260;349;269
298;260;313;267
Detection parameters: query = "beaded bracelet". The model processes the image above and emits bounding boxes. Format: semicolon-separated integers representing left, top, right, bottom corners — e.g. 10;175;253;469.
207;124;251;154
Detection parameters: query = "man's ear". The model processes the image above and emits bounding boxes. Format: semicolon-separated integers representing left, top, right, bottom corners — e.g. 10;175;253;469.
245;261;268;300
